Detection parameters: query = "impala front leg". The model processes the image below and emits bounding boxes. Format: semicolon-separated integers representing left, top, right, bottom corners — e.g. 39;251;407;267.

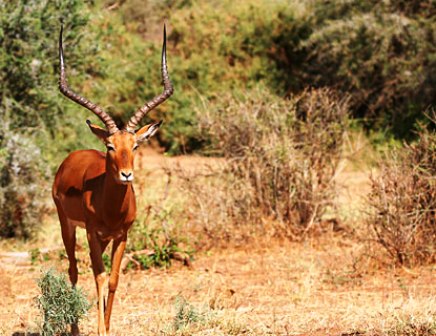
105;237;127;333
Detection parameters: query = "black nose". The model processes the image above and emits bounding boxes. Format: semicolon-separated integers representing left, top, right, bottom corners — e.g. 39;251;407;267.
121;172;132;178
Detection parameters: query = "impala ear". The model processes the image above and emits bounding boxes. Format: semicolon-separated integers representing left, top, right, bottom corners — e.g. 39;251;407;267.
136;120;162;143
86;120;109;141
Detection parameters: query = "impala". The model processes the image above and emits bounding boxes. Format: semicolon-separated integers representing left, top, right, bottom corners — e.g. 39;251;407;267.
52;25;173;335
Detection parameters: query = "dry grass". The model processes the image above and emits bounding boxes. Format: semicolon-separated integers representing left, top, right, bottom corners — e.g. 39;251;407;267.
0;236;435;335
195;88;349;240
0;148;434;336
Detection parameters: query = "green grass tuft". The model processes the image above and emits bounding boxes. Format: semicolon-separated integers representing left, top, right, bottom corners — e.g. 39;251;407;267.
174;296;202;331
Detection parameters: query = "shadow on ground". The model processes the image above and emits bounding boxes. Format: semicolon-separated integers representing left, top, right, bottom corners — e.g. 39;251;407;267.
12;333;72;336
12;333;73;336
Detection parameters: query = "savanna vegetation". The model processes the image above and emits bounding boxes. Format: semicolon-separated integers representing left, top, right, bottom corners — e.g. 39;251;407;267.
0;0;435;335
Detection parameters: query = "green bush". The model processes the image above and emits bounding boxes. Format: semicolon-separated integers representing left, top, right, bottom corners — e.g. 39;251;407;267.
3;0;433;160
128;225;181;269
88;1;311;153
0;0;91;131
159;0;435;143
12;0;427;157
100;0;435;149
0;0;98;238
0;124;48;238
37;268;90;336
302;4;436;138
164;0;310;151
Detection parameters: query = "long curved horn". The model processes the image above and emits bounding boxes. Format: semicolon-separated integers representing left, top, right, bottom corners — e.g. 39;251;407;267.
59;25;119;134
124;24;174;133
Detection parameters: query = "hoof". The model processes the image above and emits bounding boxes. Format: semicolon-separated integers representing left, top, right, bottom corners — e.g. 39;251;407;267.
71;323;80;336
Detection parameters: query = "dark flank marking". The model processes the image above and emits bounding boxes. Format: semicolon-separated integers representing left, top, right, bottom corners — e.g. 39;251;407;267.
65;186;82;197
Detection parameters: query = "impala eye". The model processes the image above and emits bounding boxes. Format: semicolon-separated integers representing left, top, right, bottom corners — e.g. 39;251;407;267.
133;144;139;151
107;144;115;151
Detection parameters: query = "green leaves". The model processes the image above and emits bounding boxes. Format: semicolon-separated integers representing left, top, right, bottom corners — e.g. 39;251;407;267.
0;0;93;239
37;268;91;336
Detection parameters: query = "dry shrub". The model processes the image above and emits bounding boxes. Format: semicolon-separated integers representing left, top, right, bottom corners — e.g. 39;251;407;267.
180;88;348;244
367;115;435;266
175;163;254;244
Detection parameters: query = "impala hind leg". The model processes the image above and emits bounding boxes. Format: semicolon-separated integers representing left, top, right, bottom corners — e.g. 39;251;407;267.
56;205;80;335
60;222;78;286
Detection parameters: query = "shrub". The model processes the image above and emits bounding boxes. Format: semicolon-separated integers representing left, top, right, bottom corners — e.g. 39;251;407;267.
37;268;90;336
180;87;348;243
0;0;106;167
92;0;311;153
301;2;436;138
367;114;436;266
0;0;98;239
128;224;189;269
0;124;48;238
0;0;92;131
161;0;435;142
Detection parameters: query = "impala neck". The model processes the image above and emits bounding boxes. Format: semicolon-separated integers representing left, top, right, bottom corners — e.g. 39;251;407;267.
102;163;135;218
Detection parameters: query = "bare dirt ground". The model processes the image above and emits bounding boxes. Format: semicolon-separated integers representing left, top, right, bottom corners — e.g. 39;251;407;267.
0;149;434;336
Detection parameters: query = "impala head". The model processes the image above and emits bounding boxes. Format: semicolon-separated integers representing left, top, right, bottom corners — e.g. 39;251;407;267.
59;24;173;184
86;120;162;183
